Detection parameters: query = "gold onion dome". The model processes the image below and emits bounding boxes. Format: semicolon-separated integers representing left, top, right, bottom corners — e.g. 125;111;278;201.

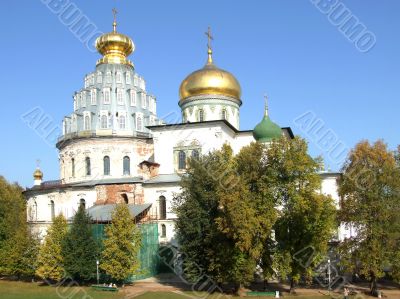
33;168;43;180
95;9;134;67
179;29;241;103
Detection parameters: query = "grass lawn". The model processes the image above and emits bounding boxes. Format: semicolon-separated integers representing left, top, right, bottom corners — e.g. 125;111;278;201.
134;292;333;299
0;280;123;299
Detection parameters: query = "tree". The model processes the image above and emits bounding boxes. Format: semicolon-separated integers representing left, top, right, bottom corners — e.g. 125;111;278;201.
174;144;256;291
36;214;68;282
100;204;141;283
269;137;337;292
0;176;39;278
62;204;98;281
338;140;400;295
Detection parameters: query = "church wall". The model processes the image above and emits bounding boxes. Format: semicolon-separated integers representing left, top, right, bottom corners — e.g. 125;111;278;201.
94;183;144;205
152;123;237;174
59;137;153;183
143;183;180;245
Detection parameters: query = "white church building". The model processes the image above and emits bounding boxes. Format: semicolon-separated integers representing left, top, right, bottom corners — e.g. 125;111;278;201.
24;16;353;248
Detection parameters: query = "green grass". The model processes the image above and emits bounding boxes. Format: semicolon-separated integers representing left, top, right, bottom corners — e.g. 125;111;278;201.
0;280;123;299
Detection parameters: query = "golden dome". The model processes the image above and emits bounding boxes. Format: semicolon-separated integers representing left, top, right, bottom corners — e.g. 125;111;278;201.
33;168;43;180
179;49;241;102
95;10;134;66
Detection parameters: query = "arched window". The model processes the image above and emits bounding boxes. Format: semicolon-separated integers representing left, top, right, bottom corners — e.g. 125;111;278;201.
221;109;227;120
101;115;108;129
119;115;126;129
103;156;110;175
178;151;186;170
123;156;130;175
50;200;55;220
161;224;166;238
84;115;90;130
137;116;143;131
192;149;199;160
198;109;204;122
71;158;75;177
85;157;91;176
79;198;86;209
159;196;166;220
121;194;128;204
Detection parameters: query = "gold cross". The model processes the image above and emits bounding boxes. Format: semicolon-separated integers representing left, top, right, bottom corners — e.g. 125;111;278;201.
264;94;269;116
36;159;41;168
205;26;213;50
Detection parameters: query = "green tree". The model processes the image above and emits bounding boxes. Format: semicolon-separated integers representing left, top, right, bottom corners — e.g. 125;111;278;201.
338;140;400;295
269;137;337;292
62;204;98;281
100;204;141;283
0;176;39;278
36;214;68;282
174;145;255;291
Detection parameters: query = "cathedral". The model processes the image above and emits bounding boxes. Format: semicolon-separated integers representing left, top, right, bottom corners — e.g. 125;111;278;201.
24;15;350;255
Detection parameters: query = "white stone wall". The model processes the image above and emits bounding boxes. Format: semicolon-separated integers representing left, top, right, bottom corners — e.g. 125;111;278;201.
59;137;153;183
26;187;97;237
143;184;180;245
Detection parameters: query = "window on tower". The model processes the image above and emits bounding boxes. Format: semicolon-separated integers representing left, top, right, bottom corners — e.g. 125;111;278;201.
141;93;147;109
103;156;110;175
103;89;111;104
126;72;131;84
117;88;124;105
221;109;227;120
85;157;91;176
84;115;90;130
198;109;204;122
81;92;86;108
101;115;108;129
71;158;75;177
106;71;112;83
91;89;97;105
130;90;136;106
97;72;102;84
123;156;130;175
119;115;126;129
116;72;122;83
136;115;143;131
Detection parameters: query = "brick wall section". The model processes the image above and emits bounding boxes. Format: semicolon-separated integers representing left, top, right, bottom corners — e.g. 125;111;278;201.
95;183;144;205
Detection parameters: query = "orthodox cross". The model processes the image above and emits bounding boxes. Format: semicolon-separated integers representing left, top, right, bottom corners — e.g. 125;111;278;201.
112;8;118;32
264;94;269;116
205;26;213;51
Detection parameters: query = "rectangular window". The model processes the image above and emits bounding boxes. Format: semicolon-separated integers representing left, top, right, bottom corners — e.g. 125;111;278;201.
141;92;147;109
136;113;143;131
97;72;102;84
103;89;111;104
81;92;86;108
116;72;122;83
126;72;131;84
91;74;95;85
84;114;90;130
130;90;136;106
100;114;108;129
106;71;112;83
91;89;97;105
117;89;124;105
133;75;138;86
73;96;77;111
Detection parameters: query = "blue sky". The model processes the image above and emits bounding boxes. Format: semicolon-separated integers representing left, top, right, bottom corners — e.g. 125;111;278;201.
1;1;399;187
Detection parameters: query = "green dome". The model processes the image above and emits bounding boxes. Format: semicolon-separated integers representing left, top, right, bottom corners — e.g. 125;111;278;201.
253;115;282;142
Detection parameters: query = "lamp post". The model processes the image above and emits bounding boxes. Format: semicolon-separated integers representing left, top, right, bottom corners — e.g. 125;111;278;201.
96;260;99;285
328;259;331;294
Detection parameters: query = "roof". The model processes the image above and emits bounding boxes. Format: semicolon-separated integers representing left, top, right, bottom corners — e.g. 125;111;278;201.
144;173;181;184
86;203;152;222
147;120;294;138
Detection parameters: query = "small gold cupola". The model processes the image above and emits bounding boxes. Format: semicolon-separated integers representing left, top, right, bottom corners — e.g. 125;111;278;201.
95;8;134;67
